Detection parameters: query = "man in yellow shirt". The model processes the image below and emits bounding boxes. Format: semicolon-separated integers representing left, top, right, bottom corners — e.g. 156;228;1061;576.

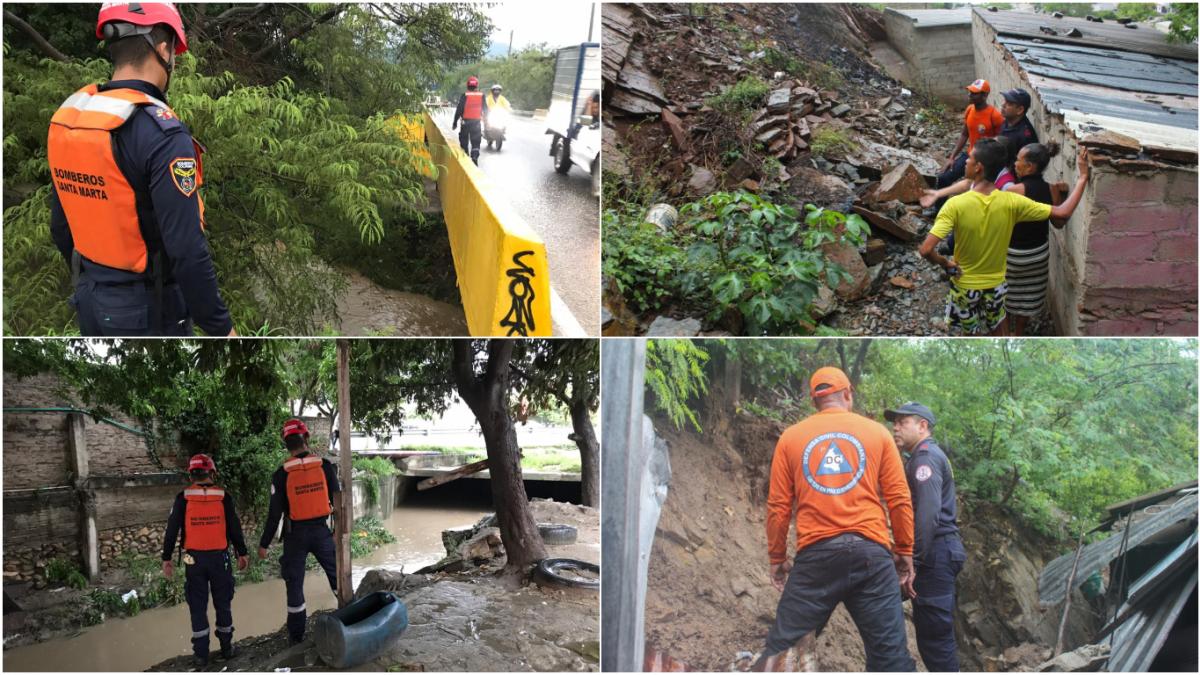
485;84;511;113
919;138;1090;335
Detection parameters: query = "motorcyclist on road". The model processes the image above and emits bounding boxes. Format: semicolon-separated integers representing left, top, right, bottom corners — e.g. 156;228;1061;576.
485;84;511;113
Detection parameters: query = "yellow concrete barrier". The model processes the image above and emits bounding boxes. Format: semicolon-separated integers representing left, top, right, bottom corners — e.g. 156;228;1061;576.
390;115;436;179
420;111;552;336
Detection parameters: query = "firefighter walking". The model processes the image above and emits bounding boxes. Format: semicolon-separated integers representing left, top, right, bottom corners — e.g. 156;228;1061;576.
452;76;485;165
48;2;235;337
258;419;341;644
161;454;249;667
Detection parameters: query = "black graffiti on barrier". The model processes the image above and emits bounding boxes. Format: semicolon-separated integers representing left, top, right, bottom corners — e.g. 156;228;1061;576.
500;250;536;336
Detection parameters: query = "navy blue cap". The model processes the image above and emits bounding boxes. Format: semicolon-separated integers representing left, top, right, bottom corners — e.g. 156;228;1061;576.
884;402;937;427
1001;88;1032;109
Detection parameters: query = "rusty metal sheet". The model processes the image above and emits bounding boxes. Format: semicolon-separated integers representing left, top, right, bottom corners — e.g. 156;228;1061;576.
975;6;1197;60
1038;492;1197;607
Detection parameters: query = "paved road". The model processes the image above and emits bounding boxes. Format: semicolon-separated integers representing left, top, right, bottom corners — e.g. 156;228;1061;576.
434;109;600;335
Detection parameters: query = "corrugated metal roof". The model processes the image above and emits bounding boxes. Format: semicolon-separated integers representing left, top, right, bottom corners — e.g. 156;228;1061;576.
976;7;1198;157
1107;569;1197;672
886;8;971;29
1038;493;1198;606
974;7;1197;60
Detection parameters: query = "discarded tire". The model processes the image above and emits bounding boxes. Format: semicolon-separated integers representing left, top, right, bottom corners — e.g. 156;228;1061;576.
538;523;578;546
313;591;408;668
534;558;599;590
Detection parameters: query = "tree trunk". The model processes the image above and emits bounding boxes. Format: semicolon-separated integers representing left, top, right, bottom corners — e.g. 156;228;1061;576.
570;397;600;508
452;340;547;573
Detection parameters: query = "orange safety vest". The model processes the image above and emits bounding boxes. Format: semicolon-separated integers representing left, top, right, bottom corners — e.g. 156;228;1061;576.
283;456;332;520
47;84;206;274
463;91;484;120
183;484;228;551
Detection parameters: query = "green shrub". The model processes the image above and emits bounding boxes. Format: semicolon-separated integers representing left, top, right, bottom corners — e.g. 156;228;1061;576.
350;516;397;558
602;208;690;313
354;456;398;508
678;191;868;334
45;557;87;589
707;76;770;115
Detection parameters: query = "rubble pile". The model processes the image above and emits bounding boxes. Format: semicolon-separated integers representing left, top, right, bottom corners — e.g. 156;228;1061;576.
603;3;1056;336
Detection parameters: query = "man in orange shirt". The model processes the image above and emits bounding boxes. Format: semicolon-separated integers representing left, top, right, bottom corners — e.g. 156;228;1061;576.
756;367;916;671
936;79;1005;193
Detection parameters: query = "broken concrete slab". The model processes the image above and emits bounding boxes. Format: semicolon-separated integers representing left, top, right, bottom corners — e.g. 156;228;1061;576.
875;161;927;203
645;316;702;336
1080;129;1141;154
786;167;854;211
1035;643;1109;672
858;140;941;178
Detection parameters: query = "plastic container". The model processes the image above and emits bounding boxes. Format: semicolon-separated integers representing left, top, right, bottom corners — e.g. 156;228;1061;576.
313;591;409;668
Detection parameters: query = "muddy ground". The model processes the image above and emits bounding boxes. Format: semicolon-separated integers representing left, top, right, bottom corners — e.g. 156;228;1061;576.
642;401;1093;671
603;3;1057;336
148;499;599;672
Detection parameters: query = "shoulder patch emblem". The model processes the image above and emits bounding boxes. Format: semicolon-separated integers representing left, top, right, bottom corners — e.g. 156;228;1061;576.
170;157;198;197
155;107;175;121
916;465;933;482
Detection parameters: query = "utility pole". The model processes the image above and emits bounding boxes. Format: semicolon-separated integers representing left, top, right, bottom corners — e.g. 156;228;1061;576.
508;29;513;57
588;2;596;42
334;339;354;607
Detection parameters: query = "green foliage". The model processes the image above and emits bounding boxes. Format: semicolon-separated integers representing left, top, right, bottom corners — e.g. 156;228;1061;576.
645;339;710;431
761;47;801;75
1033;3;1096;18
602;208;689;313
441;45;556;110
1167;2;1198;43
350;515;397;558
354;456;399;507
699;338;1198;538
810;126;859;157
1;3;492;335
679;191;868;334
45;558;87;589
707;76;769;115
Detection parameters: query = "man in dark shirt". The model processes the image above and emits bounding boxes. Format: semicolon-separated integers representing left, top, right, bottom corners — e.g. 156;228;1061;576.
451;76;486;165
258;419;341;644
161;454;248;667
49;2;234;337
886;402;966;672
998;88;1038;166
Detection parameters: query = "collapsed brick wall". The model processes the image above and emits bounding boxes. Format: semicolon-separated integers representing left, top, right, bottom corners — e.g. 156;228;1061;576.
884;11;976;104
971;13;1198;335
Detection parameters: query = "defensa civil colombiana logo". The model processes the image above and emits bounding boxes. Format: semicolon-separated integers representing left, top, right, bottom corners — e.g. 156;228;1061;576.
802;432;867;495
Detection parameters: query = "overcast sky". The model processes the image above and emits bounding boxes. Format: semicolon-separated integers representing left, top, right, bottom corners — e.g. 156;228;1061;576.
484;1;600;52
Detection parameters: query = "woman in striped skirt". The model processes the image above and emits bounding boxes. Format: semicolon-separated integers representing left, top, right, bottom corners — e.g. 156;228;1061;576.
1002;141;1064;335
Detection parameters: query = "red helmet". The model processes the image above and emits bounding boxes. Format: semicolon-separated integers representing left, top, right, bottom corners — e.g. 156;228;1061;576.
282;418;310;440
97;2;188;55
467;76;479;88
188;454;216;473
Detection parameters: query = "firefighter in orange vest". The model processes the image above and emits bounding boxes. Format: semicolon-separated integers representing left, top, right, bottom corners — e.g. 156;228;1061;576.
452;75;485;164
161;454;249;667
48;2;235;337
257;419;341;644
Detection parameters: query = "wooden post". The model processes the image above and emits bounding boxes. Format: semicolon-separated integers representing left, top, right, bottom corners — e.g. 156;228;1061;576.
1054;529;1087;657
334;340;354;607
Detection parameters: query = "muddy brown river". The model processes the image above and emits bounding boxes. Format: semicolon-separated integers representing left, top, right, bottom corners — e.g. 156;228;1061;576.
2;503;489;672
337;269;468;336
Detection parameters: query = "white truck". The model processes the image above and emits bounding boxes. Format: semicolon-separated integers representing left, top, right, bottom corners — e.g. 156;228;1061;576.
546;43;601;198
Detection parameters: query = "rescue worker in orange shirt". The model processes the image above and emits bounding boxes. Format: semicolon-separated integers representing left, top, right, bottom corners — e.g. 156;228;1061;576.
452;75;485;164
48;2;234;337
936;79;1005;192
257;419;341;644
755;367;916;672
161;454;249;667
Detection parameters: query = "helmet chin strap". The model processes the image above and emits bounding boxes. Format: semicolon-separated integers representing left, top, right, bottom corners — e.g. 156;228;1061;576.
143;33;175;93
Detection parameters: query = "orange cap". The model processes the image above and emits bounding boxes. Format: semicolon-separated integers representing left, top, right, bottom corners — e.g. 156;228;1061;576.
810;367;851;397
965;78;990;93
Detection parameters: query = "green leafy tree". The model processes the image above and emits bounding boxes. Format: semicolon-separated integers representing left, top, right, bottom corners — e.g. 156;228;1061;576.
442;45;556;110
645;339;710;432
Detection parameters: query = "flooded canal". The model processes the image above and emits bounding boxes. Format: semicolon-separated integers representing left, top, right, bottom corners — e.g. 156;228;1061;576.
3;486;493;672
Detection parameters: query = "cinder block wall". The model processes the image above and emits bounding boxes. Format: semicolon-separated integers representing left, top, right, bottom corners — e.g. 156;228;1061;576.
971;12;1198;335
884;10;976;104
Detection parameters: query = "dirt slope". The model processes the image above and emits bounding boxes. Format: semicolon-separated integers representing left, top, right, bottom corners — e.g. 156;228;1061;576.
642;404;1095;671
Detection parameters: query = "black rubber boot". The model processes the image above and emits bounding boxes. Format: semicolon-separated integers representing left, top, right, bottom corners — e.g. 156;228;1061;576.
219;640;235;660
193;653;209;669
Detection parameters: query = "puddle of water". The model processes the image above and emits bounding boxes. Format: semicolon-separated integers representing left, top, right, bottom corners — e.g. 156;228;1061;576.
337;269;467;336
2;572;338;672
5;494;491;672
